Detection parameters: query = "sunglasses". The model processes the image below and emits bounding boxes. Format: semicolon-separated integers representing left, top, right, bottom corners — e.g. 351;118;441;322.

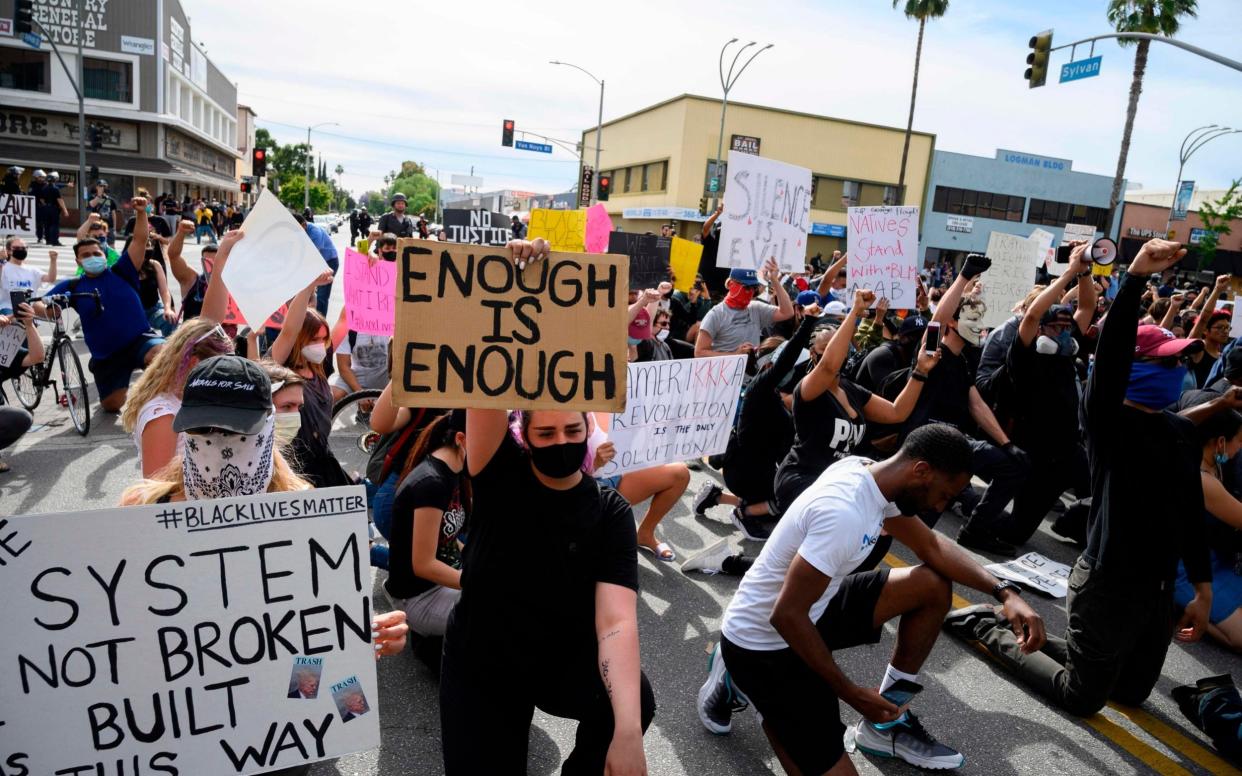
192;323;230;348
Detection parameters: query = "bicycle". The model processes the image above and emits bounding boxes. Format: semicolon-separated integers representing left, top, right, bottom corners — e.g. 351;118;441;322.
9;291;98;436
330;388;383;479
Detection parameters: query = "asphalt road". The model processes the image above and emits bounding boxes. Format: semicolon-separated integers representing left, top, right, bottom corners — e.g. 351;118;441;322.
3;234;1240;776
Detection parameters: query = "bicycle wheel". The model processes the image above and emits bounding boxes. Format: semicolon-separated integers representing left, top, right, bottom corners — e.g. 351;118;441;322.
10;360;44;411
57;343;91;436
330;388;383;480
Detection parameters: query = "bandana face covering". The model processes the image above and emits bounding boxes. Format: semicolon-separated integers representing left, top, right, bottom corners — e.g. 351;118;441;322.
1126;360;1188;410
725;284;755;310
183;414;275;500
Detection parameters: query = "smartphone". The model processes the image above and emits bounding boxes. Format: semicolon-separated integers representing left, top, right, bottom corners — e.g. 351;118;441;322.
1055;244;1073;264
924;321;941;353
9;289;29;310
880;679;924;707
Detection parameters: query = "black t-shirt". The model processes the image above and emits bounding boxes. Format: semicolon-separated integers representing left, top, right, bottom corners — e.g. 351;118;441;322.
1007;336;1081;453
856;340;906;392
447;434;638;661
780;378;872;480
385;456;467;600
915;344;975;432
1193;351;1219;389
0;347;29;382
31;181;61;207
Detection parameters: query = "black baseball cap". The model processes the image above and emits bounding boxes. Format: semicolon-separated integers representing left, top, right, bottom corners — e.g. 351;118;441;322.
173;355;272;434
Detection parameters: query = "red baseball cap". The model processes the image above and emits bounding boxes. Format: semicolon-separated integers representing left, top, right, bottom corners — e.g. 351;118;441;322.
1134;324;1202;358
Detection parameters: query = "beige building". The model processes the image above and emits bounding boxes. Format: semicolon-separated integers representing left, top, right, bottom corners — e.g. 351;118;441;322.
582;94;935;258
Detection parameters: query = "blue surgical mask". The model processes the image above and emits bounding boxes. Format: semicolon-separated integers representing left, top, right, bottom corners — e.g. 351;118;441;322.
1125;360;1187;410
81;256;107;275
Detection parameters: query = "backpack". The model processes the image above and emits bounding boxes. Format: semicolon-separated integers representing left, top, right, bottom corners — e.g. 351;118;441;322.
365;408;429;485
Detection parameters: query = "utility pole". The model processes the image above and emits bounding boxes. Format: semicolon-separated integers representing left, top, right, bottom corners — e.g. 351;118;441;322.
550;61;605;205
304;122;338;212
1164;125;1241;235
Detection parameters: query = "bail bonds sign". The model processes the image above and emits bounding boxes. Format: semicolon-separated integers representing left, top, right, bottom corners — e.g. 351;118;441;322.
392;240;628;411
0;487;380;775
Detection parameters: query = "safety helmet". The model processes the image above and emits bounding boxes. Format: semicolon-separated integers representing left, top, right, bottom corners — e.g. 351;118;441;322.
390;192;407;204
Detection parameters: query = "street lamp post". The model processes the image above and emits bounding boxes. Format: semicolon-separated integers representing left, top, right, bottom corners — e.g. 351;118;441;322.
305;122;339;212
1165;124;1242;235
550;61;604;205
711;39;774;211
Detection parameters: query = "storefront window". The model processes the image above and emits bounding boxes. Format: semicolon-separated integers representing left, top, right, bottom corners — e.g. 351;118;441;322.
0;47;50;92
84;57;133;102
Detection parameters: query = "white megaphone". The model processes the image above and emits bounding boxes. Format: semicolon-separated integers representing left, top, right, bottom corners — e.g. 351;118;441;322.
1088;237;1118;266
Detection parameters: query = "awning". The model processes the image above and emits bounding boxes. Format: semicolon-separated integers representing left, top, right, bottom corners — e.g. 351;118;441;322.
0;143;238;190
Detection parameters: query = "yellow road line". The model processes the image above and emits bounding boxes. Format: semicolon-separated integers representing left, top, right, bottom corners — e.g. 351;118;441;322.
1107;703;1242;776
883;552;1226;775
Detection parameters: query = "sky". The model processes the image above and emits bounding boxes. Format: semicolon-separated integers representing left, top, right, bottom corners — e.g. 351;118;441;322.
184;0;1242;201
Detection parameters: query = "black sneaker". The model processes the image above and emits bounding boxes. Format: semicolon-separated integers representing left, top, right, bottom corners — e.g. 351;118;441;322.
693;481;723;516
697;643;749;735
956;527;1017;557
730;507;772;542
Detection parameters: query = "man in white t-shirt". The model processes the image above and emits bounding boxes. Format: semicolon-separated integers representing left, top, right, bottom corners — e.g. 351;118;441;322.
1;236;57;314
704;424;1045;774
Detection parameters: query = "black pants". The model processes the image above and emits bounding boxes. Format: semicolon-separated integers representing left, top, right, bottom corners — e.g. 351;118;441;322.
440;647;656;774
988;442;1089;545
37;204;61;244
973;558;1173;716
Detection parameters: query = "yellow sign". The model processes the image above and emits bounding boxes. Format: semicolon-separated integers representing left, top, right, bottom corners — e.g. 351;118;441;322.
669;237;704;292
527;209;586;252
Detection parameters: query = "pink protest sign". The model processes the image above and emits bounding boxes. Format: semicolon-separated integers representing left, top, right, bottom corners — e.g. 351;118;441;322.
845;206;920;309
585;203;614;253
343;247;396;335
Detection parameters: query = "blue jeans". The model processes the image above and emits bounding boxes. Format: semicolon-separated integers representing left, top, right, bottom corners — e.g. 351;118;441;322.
368;472;399;568
315;256;338;316
194;224;216;244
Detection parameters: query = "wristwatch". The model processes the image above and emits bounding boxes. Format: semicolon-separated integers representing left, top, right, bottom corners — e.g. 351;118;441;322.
992;580;1022;602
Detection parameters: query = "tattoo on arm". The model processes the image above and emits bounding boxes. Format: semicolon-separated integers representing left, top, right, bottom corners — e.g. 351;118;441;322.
600;628;621;643
601;658;613;699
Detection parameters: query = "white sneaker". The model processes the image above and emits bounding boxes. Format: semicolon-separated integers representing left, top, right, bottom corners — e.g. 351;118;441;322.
681;537;733;575
846;711;964;770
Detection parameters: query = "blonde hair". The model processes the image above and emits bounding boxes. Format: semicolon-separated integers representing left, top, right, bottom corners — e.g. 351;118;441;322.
120;318;235;433
120;447;310;505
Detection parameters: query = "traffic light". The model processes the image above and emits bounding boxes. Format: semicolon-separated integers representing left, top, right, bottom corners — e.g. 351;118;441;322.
699;197;708;216
14;0;34;35
252;147;267;177
597;174;611;201
240;180;252;193
502;119;514;147
1025;30;1053;88
88;124;102;150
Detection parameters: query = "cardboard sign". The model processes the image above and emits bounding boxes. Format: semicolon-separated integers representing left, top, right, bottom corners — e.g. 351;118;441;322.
1028;228;1056;267
392;239;627;411
669;237;704;292
985;552;1071;598
0;193;36;238
0;486;380;774
597;356;747;476
718;150;812;272
845;206;920;308
981;232;1040;329
527;209;586;252
442;209;511;246
585;204;614;254
608;232;671;291
221;190;332;328
0;323;24;367
343;247;396;336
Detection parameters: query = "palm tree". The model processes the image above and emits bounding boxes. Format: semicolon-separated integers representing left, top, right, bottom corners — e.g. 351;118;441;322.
893;0;949;203
1104;0;1199;228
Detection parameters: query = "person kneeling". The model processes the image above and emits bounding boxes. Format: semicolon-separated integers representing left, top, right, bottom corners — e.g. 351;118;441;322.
716;424;1044;774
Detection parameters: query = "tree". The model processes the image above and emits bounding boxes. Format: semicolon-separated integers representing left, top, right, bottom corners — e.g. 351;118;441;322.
277;175;332;212
1196;179;1242;270
386;162;440;218
892;0;949;201
1105;1;1199;228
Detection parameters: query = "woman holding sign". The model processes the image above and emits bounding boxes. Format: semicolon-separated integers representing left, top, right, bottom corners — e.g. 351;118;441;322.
441;239;654;776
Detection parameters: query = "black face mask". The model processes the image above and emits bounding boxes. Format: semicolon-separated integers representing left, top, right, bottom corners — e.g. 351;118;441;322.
10;248;27;261
528;439;587;479
380;251;397;261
